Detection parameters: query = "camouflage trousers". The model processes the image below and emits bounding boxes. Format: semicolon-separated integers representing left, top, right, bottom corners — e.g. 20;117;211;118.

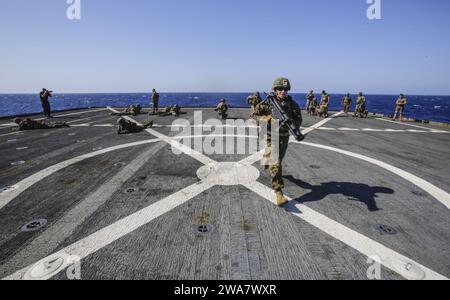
262;135;290;191
343;103;351;114
152;101;159;114
41;100;51;117
394;106;405;117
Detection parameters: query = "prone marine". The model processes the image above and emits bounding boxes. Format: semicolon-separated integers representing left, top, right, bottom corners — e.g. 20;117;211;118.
13;118;70;131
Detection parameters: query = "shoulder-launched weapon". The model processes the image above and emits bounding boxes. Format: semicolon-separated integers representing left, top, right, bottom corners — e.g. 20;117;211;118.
265;93;305;142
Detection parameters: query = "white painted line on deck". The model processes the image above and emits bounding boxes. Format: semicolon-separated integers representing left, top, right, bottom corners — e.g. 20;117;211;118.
70;124;91;127
376;118;447;132
0;139;161;210
292;141;450;210
3;181;213;280
318;127;337;131
107;107;216;166
0;132;23;138
243;181;447;280
0;123;16;127
240;112;343;166
362;128;384;132
302;112;344;135
0;144;169;277
339;128;360;131
0;109;108;128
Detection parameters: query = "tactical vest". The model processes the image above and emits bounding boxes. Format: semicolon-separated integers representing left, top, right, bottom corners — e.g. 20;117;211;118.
255;96;302;137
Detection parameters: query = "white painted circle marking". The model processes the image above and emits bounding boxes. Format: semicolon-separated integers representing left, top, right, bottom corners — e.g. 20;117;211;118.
197;162;260;186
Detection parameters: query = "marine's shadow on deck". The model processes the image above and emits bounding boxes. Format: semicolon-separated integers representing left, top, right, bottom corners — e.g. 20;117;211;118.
284;175;394;212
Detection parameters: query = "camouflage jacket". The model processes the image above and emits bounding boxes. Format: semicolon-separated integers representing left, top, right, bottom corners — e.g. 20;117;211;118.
152;92;159;101
342;96;352;105
306;93;315;101
215;102;228;112
357;96;366;106
396;98;407;108
320;95;330;107
253;95;303;137
247;95;262;107
18;119;46;130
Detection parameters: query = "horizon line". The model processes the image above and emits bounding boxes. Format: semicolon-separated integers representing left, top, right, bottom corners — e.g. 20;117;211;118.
1;91;450;97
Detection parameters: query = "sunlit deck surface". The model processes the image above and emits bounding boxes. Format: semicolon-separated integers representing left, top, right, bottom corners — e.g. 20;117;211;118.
0;107;449;280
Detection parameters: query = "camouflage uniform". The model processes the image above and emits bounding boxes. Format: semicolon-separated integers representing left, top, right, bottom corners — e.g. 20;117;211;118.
161;105;181;116
393;95;408;121
342;94;352;114
306;91;315;114
354;94;367;118
151;90;160;114
128;105;142;116
112;105;142;116
39;89;52;118
309;97;318;116
318;92;330;118
253;81;302;193
117;118;153;135
247;92;262;117
13;118;69;131
215;100;229;120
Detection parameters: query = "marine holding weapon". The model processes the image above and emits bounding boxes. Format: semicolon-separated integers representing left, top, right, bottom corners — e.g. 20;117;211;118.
253;77;305;206
40;88;53;118
393;94;408;122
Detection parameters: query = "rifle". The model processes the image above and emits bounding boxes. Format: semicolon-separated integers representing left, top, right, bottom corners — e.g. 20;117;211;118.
264;92;305;142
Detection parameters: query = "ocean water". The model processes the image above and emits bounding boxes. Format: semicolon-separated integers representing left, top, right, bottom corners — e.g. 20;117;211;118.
0;93;449;123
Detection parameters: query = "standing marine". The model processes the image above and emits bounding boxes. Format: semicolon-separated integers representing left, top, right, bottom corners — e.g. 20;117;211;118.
306;90;315;114
354;92;368;118
247;92;262;117
39;88;53;118
151;89;160;115
342;93;352;115
215;99;229;120
318;91;330;118
253;77;303;206
393;94;408;122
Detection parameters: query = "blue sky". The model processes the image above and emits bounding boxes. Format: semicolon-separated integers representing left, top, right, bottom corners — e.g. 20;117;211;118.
0;0;449;94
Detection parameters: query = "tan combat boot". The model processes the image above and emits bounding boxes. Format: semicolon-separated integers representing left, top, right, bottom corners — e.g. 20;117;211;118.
276;190;288;206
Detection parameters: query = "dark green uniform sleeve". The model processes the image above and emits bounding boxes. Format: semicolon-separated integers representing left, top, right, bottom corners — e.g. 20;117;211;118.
289;98;303;128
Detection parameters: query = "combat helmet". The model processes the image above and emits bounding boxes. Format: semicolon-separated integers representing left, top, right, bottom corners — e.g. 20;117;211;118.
272;77;291;91
13;118;22;124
